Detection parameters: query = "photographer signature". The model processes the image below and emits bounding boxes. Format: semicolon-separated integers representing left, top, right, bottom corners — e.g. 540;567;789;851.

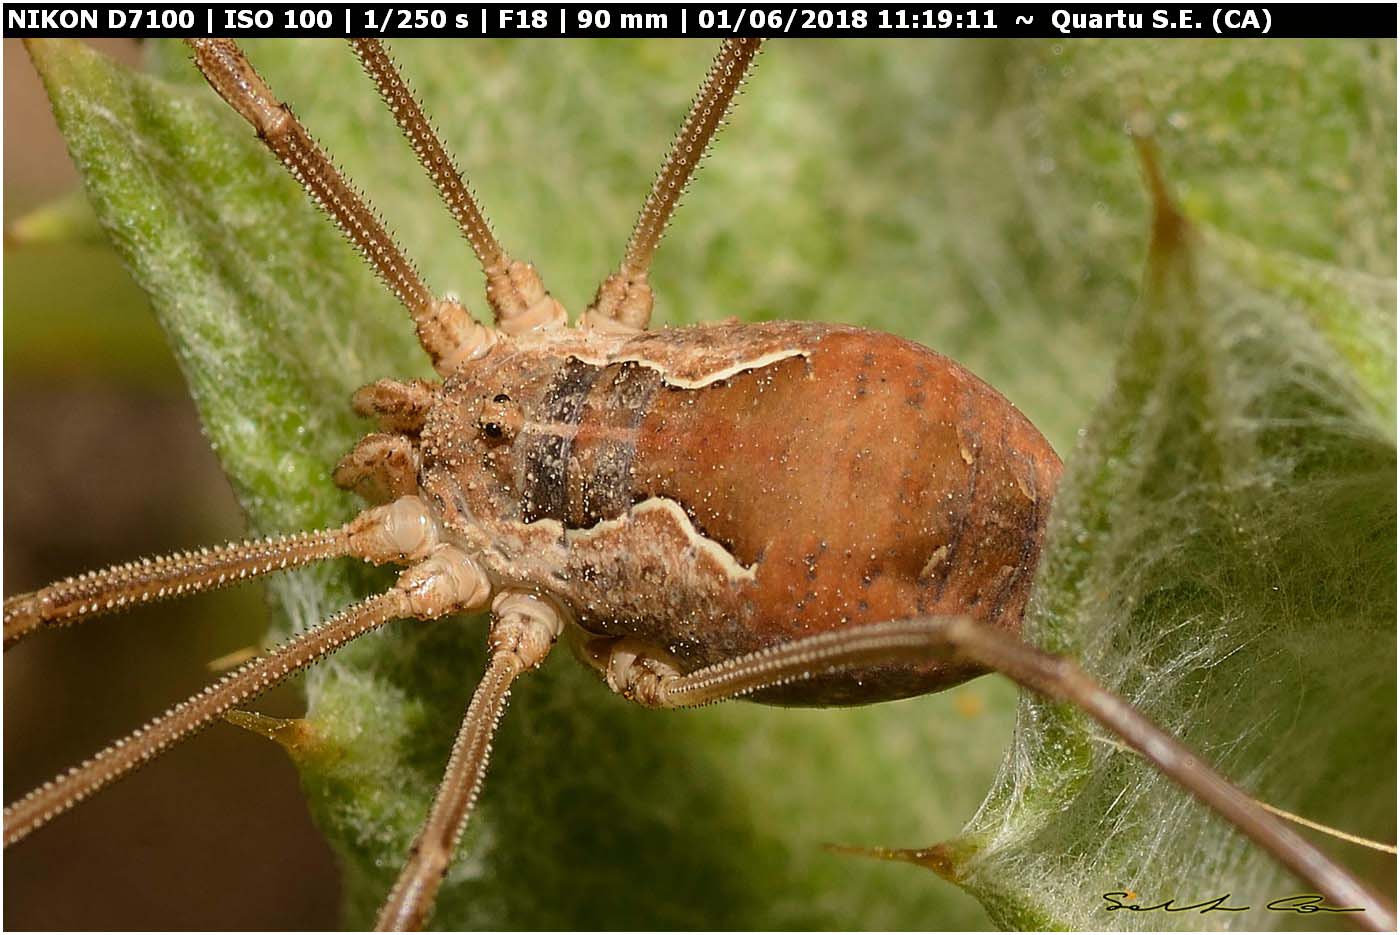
1103;891;1365;915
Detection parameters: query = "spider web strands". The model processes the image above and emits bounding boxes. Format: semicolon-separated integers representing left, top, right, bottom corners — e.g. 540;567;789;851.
3;589;410;848
655;617;1396;931
1086;735;1399;855
348;38;506;277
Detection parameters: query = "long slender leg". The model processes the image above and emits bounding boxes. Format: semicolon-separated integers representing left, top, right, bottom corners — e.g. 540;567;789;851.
3;544;491;847
601;619;1396;931
583;39;764;332
348;39;504;274
4;528;344;648
185;39;493;374
3;496;439;649
375;592;563;932
347;39;565;335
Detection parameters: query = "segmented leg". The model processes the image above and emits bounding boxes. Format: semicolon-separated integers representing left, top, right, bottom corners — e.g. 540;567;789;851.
185;39;494;374
375;592;563;931
4;528;344;649
3;544;491;848
583;38;764;332
347;39;565;335
600;619;1396;930
3;497;439;649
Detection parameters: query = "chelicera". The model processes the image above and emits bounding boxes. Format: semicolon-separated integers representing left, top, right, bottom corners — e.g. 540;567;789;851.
4;38;1392;931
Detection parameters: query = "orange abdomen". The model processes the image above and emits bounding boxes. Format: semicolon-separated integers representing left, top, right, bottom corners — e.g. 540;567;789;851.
492;324;1058;705
562;326;1062;705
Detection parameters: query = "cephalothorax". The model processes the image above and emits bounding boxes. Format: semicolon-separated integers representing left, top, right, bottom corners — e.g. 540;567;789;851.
4;38;1391;932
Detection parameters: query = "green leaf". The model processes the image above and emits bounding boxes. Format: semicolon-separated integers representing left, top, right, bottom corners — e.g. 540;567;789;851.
946;185;1396;927
29;37;1393;931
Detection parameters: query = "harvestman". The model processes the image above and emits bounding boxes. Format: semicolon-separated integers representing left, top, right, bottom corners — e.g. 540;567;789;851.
5;38;1394;931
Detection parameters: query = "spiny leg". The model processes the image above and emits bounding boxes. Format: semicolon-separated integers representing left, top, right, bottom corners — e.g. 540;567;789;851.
4;528;343;649
347;39;503;273
599;619;1396;931
4;544;491;848
185;39;493;374
348;39;565;335
583;38;764;332
3;496;440;649
375;592;563;932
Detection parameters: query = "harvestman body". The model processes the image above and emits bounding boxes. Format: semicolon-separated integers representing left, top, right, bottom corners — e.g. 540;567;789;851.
4;38;1393;931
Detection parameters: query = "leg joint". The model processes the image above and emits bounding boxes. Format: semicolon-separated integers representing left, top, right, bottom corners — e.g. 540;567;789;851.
394;544;492;619
348;496;441;564
489;592;565;671
586;636;684;708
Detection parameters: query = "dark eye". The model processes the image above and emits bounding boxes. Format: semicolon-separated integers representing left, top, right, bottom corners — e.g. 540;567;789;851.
477;393;521;444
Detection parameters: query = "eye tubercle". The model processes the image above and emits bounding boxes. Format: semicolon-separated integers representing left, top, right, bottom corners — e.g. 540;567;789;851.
477;394;523;443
